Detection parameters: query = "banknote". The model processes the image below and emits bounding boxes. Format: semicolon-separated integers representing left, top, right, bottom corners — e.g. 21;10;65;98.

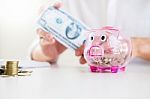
38;7;89;50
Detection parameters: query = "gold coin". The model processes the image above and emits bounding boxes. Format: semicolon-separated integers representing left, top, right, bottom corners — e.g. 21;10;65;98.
6;61;19;64
5;61;19;76
0;61;32;77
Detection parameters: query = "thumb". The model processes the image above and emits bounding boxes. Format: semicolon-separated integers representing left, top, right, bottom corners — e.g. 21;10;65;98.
75;44;85;56
38;1;63;15
53;1;63;9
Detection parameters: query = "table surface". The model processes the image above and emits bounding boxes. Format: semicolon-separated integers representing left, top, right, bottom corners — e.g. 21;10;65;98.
0;59;150;99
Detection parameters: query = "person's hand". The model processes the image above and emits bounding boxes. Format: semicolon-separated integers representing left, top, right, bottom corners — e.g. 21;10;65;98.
36;2;66;63
131;37;139;57
37;28;66;62
131;37;150;61
75;45;87;64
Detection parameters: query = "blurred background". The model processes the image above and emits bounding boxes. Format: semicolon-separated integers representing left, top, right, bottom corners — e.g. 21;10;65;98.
0;0;44;59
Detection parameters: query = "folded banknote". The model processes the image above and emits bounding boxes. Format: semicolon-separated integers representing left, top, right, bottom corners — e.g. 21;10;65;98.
38;7;89;50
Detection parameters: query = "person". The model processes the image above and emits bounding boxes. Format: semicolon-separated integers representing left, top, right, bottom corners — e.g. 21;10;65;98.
30;0;150;64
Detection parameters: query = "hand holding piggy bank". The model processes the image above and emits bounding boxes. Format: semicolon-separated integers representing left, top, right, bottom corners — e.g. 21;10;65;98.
84;26;132;73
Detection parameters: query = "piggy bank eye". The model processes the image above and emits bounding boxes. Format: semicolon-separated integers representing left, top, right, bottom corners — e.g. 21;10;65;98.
101;35;107;42
91;36;94;41
89;34;94;42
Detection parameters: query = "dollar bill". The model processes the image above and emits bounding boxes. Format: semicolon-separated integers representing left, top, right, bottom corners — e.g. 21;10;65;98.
38;7;89;50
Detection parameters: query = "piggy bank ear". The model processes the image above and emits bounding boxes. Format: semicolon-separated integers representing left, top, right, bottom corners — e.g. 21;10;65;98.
101;26;118;31
85;31;90;39
101;26;115;30
101;26;120;38
85;30;95;39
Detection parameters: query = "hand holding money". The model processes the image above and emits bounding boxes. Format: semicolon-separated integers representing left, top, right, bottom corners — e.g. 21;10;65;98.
36;2;89;63
37;28;66;62
32;2;67;63
38;5;89;50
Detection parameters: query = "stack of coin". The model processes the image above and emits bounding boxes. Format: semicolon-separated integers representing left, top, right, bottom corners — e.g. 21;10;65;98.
5;61;19;76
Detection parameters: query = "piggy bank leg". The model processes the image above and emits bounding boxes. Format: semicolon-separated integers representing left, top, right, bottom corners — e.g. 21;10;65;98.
90;66;104;72
111;66;119;73
90;66;97;72
120;66;126;71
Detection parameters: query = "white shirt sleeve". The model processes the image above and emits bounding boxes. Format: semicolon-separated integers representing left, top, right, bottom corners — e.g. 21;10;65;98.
27;36;40;60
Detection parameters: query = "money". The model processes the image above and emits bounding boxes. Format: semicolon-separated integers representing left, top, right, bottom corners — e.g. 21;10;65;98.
0;61;32;77
5;61;19;76
38;7;89;50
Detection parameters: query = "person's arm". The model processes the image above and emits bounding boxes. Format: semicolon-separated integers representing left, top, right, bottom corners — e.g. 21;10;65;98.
131;37;150;61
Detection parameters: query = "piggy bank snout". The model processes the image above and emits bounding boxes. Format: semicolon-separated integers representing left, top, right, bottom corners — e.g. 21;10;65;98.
89;46;104;56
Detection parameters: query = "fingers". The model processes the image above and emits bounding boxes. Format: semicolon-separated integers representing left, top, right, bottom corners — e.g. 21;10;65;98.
79;55;87;64
75;45;87;64
75;44;85;56
53;1;63;9
37;28;67;54
37;28;55;46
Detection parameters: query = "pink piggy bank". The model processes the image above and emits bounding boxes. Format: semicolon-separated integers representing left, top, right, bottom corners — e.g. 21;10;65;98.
84;26;132;73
